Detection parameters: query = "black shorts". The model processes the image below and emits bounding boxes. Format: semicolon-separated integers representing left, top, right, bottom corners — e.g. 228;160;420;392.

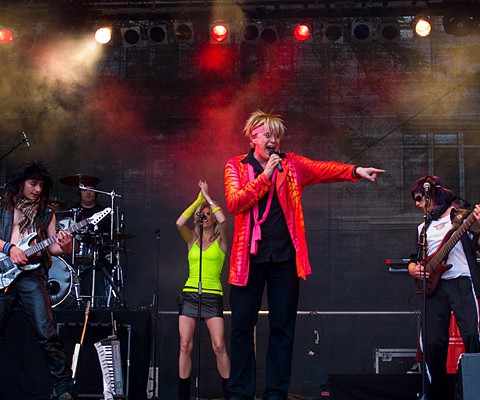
178;292;224;318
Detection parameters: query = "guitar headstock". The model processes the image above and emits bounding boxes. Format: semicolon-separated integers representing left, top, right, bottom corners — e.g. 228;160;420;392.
87;207;111;226
85;300;91;315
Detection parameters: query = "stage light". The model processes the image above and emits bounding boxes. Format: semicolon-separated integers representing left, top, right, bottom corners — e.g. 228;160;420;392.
121;26;142;47
241;22;261;43
352;21;372;41
261;26;278;44
174;22;194;43
413;16;432;37
323;22;343;43
94;26;112;44
443;14;476;37
210;22;230;44
293;23;311;42
149;24;168;44
0;28;14;45
380;20;400;41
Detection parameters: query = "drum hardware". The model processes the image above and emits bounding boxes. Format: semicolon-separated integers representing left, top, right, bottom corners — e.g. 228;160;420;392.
47;197;68;211
77;184;127;309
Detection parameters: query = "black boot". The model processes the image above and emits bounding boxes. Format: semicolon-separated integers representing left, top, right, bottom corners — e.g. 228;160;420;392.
222;378;230;400
178;377;191;400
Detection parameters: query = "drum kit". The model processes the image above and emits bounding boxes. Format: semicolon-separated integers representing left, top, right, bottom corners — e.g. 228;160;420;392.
47;174;132;309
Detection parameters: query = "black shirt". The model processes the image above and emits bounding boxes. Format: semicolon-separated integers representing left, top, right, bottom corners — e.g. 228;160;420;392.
243;149;296;264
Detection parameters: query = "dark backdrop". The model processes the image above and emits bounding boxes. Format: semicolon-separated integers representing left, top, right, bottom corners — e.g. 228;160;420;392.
1;8;480;399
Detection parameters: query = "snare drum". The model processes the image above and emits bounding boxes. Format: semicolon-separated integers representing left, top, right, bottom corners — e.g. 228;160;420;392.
48;256;77;308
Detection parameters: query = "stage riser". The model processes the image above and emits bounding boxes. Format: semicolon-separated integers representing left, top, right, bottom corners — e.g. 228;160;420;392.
1;310;420;399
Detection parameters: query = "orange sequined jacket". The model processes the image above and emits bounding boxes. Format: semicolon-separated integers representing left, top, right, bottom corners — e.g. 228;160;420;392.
224;152;360;286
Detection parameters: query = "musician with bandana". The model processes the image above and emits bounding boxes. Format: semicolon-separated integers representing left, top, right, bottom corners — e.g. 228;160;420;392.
408;175;480;400
0;161;75;400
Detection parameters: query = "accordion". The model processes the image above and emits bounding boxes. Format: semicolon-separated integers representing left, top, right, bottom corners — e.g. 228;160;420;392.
94;338;125;400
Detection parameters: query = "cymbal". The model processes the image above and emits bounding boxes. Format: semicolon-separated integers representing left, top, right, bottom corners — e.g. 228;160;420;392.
48;198;67;211
60;174;100;188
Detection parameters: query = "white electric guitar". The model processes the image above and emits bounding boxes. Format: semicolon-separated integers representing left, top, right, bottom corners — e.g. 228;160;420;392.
0;207;111;290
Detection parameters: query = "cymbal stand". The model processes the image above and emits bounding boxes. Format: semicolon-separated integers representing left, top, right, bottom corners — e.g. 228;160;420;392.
70;207;82;308
78;184;126;308
106;224;125;306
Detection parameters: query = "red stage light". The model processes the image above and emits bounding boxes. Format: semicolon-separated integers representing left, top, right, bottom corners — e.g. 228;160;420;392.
293;24;311;41
210;23;229;43
0;28;14;45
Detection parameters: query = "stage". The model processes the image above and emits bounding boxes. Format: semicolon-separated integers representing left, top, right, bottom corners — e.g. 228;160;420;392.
0;309;432;400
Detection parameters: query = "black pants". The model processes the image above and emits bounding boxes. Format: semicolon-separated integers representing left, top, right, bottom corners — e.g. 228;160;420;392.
424;277;480;400
0;268;73;396
229;258;299;400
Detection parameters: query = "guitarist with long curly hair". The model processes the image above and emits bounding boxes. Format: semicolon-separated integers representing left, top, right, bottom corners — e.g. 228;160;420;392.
408;175;480;400
0;161;75;400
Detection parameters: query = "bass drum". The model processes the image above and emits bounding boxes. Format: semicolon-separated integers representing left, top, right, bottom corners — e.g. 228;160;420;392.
48;256;77;308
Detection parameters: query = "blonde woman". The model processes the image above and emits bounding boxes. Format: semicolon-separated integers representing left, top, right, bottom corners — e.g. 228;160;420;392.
175;180;230;400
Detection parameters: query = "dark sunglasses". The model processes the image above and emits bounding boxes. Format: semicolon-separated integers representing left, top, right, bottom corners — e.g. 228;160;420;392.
413;194;424;202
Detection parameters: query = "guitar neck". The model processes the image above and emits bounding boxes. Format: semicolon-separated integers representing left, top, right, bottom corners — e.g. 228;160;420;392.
24;219;89;258
429;211;476;267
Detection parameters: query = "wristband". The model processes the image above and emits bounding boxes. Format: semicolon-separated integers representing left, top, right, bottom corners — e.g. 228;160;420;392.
212;206;221;214
353;166;360;177
3;242;14;255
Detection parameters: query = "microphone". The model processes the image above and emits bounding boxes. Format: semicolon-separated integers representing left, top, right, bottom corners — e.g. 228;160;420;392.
22;132;30;147
79;184;86;190
423;182;431;193
269;149;284;172
195;212;208;221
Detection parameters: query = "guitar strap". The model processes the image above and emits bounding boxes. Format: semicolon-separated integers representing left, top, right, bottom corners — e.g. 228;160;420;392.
451;208;469;231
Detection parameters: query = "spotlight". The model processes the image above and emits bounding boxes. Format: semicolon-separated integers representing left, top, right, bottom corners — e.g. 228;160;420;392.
95;26;112;45
443;14;475;37
0;27;14;45
174;21;194;43
293;23;312;42
352;20;372;41
149;24;168;44
413;16;432;37
380;20;400;41
241;22;261;43
323;22;343;43
210;21;230;44
261;25;278;44
121;25;142;47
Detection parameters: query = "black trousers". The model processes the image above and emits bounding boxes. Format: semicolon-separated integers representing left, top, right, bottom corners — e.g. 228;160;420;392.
229;258;299;400
424;277;480;400
0;268;73;396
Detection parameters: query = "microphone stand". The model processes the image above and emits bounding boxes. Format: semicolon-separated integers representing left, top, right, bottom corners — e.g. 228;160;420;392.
418;193;430;400
195;215;207;400
147;228;161;400
0;135;29;161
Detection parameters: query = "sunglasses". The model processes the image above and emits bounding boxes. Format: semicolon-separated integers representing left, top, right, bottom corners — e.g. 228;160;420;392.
413;194;424;202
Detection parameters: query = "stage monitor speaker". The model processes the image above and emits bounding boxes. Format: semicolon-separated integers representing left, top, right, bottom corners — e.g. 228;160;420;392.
455;353;480;400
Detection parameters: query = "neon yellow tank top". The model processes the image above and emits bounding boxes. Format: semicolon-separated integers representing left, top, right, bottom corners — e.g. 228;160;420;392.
183;240;226;295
